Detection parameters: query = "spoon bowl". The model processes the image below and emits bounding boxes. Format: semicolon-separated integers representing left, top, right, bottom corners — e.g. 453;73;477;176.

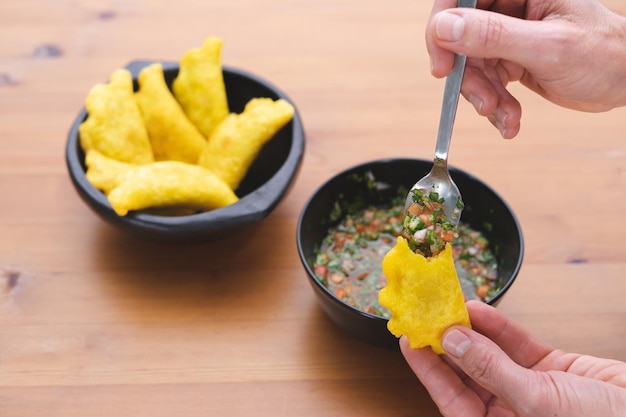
404;157;463;225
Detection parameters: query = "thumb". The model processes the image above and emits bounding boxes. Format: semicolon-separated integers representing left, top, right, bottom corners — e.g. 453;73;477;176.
441;326;537;412
430;9;570;70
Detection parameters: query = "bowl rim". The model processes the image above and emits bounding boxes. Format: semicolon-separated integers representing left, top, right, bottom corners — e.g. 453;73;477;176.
296;157;525;321
66;60;305;231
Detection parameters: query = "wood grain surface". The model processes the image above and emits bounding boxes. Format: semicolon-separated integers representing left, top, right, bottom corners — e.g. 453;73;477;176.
1;1;625;416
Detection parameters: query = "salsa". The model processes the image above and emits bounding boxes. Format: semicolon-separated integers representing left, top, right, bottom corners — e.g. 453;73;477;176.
453;223;499;302
313;196;499;318
402;188;463;257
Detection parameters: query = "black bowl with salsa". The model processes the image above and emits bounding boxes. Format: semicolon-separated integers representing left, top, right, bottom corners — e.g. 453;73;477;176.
296;158;524;349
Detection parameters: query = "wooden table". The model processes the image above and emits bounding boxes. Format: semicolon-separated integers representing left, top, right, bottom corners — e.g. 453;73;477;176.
1;1;625;415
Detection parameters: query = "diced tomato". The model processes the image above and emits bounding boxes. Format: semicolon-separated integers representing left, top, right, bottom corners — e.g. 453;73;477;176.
313;265;327;279
441;230;456;242
370;218;382;229
407;204;423;216
333;233;346;248
334;288;346;299
476;284;490;300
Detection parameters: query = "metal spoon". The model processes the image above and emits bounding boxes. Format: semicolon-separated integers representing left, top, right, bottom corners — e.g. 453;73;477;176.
404;0;476;226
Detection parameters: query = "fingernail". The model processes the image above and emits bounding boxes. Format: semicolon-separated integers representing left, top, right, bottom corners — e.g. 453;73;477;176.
494;108;508;127
494;120;505;136
442;329;471;358
491;109;511;138
495;118;509;138
500;126;513;139
436;11;465;42
468;95;483;114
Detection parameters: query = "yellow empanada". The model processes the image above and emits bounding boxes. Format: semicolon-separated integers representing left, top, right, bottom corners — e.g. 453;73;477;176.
85;150;134;194
172;37;229;138
107;161;238;216
378;237;471;354
135;63;206;163
79;69;153;164
197;98;294;190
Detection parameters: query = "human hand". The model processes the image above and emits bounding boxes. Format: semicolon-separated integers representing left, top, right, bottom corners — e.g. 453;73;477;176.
426;0;626;138
400;300;626;416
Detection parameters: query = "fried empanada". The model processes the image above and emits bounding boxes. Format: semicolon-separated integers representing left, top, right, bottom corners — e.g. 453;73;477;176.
172;37;229;138
107;161;238;216
135;63;206;163
79;69;154;164
85;150;134;194
197;98;294;190
378;237;471;354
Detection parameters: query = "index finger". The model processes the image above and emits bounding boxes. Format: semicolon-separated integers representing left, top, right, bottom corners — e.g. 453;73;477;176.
466;300;554;368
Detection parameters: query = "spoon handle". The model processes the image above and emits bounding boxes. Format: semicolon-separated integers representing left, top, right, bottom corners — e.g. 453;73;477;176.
433;0;477;162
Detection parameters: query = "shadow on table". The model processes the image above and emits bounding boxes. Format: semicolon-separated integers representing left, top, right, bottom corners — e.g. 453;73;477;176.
297;304;442;416
86;214;297;322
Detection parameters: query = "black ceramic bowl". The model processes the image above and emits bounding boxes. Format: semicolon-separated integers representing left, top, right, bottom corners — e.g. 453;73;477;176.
296;158;524;349
66;61;305;243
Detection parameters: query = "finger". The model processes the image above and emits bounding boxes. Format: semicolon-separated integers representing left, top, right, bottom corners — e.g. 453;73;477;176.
461;63;499;117
480;0;526;19
426;1;528;77
460;61;521;138
428;8;572;72
400;336;487;416
482;63;522;139
466;300;553;368
443;326;626;417
440;353;495;404
426;0;458;77
441;325;535;411
487;114;520;139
